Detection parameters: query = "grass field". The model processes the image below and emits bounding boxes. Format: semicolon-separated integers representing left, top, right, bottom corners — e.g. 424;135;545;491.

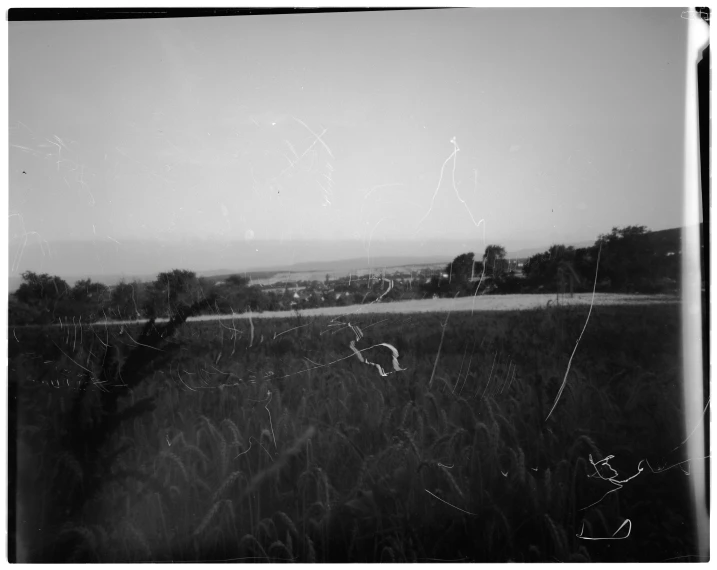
9;301;698;562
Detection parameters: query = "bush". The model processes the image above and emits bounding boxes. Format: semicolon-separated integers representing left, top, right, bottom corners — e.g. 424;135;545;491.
493;274;524;294
8;297;47;325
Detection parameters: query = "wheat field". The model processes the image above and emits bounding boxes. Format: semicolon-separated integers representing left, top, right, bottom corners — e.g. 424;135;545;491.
9;302;697;562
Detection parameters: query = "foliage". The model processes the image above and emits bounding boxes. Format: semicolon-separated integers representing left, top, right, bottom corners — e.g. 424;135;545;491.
444;252;476;285
491;273;525;294
595;226;677;292
523;245;583;293
483;244;507;278
523;226;681;294
71;279;109;304
145;270;203;318
226;274;250;287
211;275;272;314
8;296;46;325
11;272;109;324
422;245;509;298
15;271;71;305
109;280;145;320
420;275;452;297
13;272;71;322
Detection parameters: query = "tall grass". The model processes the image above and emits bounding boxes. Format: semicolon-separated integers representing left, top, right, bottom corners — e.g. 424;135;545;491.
9;303;695;562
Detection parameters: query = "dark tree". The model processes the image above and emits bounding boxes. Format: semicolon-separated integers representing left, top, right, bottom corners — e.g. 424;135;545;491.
483;244;507;277
15;271;70;305
595;226;653;291
146;269;200;318
14;272;71;322
110;280;144;320
226;274;250;287
71;278;109;305
523;245;583;293
444;252;476;285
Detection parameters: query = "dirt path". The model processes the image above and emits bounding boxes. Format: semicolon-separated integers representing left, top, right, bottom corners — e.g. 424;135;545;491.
96;293;679;326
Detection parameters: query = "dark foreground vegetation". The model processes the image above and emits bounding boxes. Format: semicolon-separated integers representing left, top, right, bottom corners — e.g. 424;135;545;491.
8;225;688;327
9;301;698;562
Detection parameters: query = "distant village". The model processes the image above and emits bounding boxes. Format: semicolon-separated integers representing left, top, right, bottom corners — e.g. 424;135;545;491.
212;258;528;310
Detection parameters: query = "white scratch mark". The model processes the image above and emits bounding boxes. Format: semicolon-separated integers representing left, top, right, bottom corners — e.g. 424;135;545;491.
425;489;476;515
577;519;632;540
545;243;601;421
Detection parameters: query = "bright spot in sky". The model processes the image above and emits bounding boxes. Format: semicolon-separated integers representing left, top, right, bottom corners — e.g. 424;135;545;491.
244;229;255;241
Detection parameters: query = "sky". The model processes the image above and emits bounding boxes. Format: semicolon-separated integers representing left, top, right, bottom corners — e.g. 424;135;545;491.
8;8;690;280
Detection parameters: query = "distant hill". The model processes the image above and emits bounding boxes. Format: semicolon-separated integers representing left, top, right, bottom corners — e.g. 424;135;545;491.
247;255;453;274
506;228;689;262
643;226;682;254
506;241;595;260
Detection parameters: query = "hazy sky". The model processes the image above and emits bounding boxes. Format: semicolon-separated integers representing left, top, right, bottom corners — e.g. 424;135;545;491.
9;9;689;278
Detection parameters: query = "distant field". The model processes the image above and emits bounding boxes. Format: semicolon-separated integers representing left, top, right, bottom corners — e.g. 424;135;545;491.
193;292;677;319
93;293;680;326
